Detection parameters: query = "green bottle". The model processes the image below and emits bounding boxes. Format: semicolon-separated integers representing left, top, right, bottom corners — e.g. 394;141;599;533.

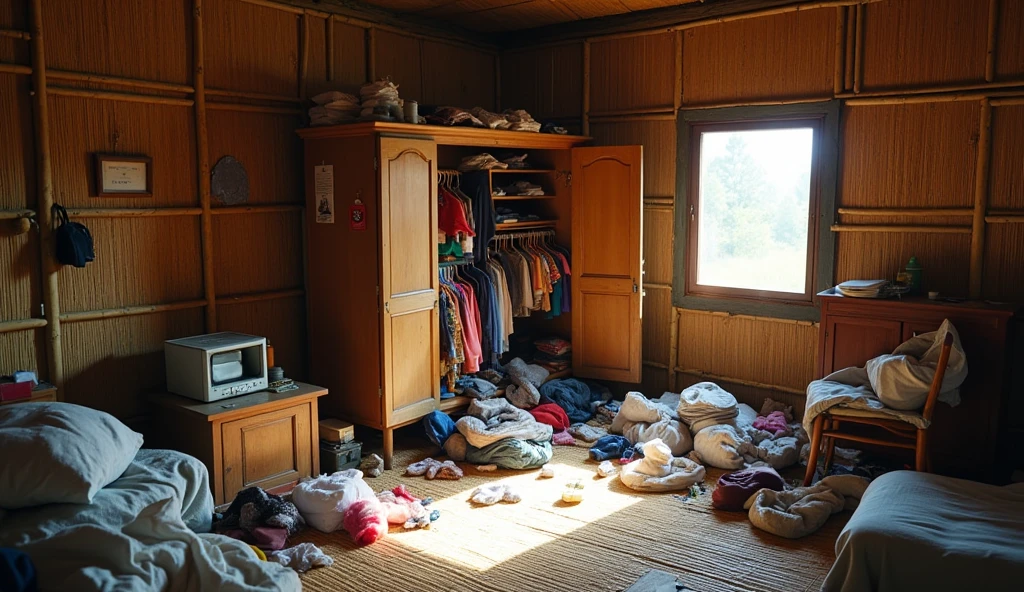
905;256;923;296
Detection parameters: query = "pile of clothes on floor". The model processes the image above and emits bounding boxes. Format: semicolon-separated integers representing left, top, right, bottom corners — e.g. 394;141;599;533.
424;356;611;469
533;337;570;373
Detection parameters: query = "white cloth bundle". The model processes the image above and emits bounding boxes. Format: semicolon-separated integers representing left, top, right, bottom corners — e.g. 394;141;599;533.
677;382;739;433
611;392;692;456
619;439;706;492
291;469;375;533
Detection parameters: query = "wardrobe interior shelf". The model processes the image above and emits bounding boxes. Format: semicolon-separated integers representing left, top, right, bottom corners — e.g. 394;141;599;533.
488;169;557;175
495;220;558;230
492;194;557;201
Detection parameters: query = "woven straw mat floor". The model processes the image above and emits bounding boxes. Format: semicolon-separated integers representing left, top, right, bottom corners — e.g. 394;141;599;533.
294;436;847;592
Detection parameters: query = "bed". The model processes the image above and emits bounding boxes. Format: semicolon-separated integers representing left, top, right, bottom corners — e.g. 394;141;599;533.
0;402;299;591
823;470;1024;591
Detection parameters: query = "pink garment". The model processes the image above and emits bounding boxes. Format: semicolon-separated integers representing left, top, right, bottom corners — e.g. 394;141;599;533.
453;283;482;373
552;430;576;446
220;526;289;551
343;498;389;546
752;411;791;437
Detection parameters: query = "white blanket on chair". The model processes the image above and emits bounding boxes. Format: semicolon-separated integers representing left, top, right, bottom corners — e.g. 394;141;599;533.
804;319;966;434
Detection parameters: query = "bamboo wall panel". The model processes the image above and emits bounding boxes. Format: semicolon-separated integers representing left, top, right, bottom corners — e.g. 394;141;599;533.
996;0;1024;79
0;75;34;209
676;310;818;393
306;18;367;96
43;0;191;85
48;96;197;208
589;33;675;112
835;232;971;296
590;119;675;197
643;287;672;367
643;205;673;285
207;111;303;205
212;210;304;295
0;230;38;322
989;105;1024;210
861;0;987;90
57;217;203;313
0;1;29;65
373;29;423;101
218;295;307;380
983;225;1024;302
839;103;980;208
500;43;583;117
61;309;205;418
205;0;299;97
0;330;45;378
681;9;834;105
421;40;495;110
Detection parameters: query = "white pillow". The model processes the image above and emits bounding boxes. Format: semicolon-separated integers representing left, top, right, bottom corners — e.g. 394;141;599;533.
0;402;143;509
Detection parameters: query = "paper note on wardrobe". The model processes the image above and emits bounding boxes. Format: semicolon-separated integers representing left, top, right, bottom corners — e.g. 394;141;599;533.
314;165;334;224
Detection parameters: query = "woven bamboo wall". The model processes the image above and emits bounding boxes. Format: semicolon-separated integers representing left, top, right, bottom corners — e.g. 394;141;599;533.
501;0;1024;409
0;0;497;419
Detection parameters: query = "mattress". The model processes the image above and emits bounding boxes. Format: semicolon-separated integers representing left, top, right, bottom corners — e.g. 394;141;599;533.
824;470;1024;591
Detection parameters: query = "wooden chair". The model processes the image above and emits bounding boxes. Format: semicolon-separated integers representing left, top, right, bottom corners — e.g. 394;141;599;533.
803;332;955;486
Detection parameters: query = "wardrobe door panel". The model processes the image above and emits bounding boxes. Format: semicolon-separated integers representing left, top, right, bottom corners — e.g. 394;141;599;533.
379;136;440;426
571;146;644;383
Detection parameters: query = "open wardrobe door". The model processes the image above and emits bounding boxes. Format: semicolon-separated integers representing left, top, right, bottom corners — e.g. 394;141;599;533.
571;145;643;383
378;136;441;426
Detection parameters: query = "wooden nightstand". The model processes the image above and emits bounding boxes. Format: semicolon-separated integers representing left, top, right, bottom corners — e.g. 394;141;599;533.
150;383;328;505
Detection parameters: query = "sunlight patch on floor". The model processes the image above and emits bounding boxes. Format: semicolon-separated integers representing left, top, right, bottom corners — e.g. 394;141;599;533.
386;461;645;572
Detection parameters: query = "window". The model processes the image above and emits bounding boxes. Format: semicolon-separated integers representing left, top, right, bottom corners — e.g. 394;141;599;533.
674;102;839;321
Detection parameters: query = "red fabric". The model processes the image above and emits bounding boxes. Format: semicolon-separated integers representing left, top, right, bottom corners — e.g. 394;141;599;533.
343;498;389;546
529;403;570;431
219;526;289;551
552;429;576;446
711;466;786;511
438;188;474;237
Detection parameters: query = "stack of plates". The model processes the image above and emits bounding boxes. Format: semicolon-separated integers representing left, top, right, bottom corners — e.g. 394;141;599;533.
837;279;888;298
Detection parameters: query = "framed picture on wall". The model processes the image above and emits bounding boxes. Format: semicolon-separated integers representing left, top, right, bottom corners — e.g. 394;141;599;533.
94;154;153;197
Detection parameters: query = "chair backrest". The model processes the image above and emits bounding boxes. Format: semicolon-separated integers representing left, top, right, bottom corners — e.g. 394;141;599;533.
921;332;956;422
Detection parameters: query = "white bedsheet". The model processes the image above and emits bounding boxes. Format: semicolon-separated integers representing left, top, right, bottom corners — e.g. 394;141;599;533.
824;471;1024;591
0;449;299;592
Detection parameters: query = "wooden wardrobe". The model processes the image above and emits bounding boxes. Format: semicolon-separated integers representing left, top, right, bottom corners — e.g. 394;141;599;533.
298;122;643;468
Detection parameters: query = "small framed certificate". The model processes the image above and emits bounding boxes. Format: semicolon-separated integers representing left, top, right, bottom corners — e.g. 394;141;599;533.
94;154;153;197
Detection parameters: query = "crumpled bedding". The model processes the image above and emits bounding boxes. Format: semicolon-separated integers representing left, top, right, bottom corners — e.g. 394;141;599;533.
823;471;1024;591
540;378;601;423
611;392;692;456
619;439;706;492
676;382;739;433
690;404;803;470
804;319;967;433
456;398;552;448
745;475;869;539
0;449;298;591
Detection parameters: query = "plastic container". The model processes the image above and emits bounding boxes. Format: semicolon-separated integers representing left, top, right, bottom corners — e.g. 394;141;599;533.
562;478;584;503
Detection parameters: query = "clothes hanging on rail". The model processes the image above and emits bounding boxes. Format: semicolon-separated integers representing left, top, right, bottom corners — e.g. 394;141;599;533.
490;233;571;319
461;172;495;264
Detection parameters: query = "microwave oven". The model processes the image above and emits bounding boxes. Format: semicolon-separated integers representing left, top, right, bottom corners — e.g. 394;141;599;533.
164;332;268;402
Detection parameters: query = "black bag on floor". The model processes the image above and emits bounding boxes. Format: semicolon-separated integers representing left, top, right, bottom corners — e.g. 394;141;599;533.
53;204;94;267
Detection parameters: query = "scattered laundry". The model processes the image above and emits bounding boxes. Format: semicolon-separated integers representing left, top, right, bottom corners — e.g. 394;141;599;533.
343;497;388;546
214;487;304;548
291;469;375;533
569;422;608;442
746;475;870;539
504;358;549;409
377;485;431;529
456;398;552;448
270;543;333;573
541;379;602;423
406;458;464;480
612;392;692;456
619;439;706;492
539;465;555;478
360;454;384;478
752;411;791;437
711;466;786;511
446;434;553;469
589;435;635;462
676;382;739;433
597;460;617;477
422;410;458;448
552;430;576;446
471;484;522;505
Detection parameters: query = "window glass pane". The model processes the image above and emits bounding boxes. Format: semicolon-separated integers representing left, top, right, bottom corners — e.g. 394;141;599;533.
697;127;814;294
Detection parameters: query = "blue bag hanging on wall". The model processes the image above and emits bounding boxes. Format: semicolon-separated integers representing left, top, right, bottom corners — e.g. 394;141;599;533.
52;204;94;267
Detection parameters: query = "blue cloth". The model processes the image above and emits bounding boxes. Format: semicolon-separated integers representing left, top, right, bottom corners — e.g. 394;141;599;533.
422;411;457;448
465;438;552;469
540;379;599;423
589;435;633;461
0;549;37;592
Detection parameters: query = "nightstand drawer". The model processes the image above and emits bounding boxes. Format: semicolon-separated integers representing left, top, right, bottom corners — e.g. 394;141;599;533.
221;402;313;500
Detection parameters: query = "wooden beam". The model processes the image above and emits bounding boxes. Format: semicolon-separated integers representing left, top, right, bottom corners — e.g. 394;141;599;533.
833;6;845;96
29;0;63;388
843;6;855;91
985;215;1024;224
837;207;973;217
0;62;32;75
0;208;35;220
48;86;194;107
205;103;304;115
0;318;47;334
205;88;305;104
853;2;865;93
0;28;30;40
674;30;683;110
194;0;217;332
582;40;591;136
211;204;304;215
839;80;1024;102
60;300;208;323
66;207;202;218
48;70;193;94
217;288;305;306
986;0;999;83
970;99;993;299
831;224;971;234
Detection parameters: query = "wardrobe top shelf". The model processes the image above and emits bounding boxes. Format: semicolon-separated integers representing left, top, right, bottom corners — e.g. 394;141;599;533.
297;121;590;150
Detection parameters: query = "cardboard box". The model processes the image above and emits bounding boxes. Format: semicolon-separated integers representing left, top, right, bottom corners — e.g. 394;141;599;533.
318;418;355;443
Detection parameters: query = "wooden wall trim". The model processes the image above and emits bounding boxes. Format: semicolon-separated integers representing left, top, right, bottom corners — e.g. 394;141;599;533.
205;103;304;115
969;99;993;299
986;0;999;83
677;307;818;328
29;0;63;389
48;70;194;94
193;0;217;332
67;207;203;218
60;300;209;323
838;208;973;217
0;209;35;220
48;86;194;107
0;29;30;41
833;7;845;96
673;368;806;395
205;88;305;104
831;224;972;234
852;2;864;93
217;288;305;306
986;215;1024;224
0;63;32;75
212;204;304;215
